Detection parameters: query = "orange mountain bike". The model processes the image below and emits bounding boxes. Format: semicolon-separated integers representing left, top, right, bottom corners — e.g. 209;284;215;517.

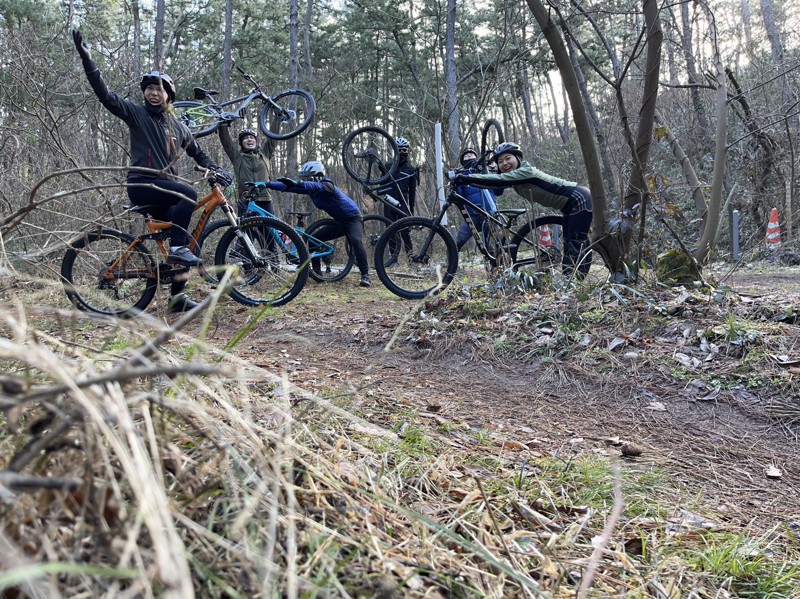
60;173;308;317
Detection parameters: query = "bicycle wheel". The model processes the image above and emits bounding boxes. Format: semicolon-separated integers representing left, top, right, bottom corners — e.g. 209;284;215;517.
374;216;459;299
480;118;505;158
258;89;315;140
304;218;354;283
215;216;309;307
512;214;565;272
173;101;220;138
342;126;399;185
61;229;158;317
362;214;397;269
197;219;232;285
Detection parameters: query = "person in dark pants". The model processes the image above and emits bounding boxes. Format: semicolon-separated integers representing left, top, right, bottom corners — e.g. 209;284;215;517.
377;136;418;255
263;161;372;287
453;142;593;277
453;148;503;250
72;30;231;313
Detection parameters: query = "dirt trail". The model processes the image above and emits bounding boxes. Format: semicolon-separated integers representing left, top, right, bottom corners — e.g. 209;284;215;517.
199;272;800;532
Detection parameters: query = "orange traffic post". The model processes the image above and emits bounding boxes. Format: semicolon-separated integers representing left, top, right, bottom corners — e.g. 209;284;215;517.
766;207;782;250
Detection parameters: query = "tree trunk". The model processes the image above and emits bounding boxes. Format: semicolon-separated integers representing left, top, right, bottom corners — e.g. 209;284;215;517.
154;0;165;70
222;0;233;98
131;1;141;80
445;0;459;163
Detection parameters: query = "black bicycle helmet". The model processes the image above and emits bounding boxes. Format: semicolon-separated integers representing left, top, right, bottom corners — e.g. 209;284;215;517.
493;142;523;163
459;147;478;167
140;71;176;102
238;128;258;144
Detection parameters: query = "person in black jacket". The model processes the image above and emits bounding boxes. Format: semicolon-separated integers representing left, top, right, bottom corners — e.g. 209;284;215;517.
377;136;418;255
72;30;231;312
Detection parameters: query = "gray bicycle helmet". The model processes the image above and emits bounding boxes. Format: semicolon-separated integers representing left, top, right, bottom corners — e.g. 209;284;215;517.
396;137;411;151
140;71;176;102
238;128;258;144
493;142;523;163
299;161;326;179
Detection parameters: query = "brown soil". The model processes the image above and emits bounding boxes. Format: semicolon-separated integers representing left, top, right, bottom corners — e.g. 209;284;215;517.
195;269;800;534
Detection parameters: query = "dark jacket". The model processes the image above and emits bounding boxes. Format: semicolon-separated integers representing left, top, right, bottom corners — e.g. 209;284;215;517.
266;179;361;221
456;163;503;220
219;127;272;199
80;58;216;181
377;160;418;213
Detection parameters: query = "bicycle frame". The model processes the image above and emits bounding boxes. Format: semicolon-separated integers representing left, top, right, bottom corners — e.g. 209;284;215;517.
192;90;271;124
240;194;336;260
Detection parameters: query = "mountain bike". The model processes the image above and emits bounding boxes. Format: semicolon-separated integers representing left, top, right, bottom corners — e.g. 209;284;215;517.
371;124;566;299
222;183;393;282
173;66;315;140
61;173;309;316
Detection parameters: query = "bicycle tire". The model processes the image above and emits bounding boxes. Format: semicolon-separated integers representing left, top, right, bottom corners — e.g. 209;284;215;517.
258;89;315;140
480;118;505;166
61;229;158;317
304;218;355;283
512;214;565;272
215;216;309;307
342;126;399;186
197;219;232;285
374;216;459;299
173;101;220;138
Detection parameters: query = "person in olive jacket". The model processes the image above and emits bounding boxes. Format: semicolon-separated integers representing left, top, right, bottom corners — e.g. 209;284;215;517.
218;127;275;217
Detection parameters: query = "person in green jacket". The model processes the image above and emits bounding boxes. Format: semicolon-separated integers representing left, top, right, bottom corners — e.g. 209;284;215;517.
218;127;275;217
453;142;593;277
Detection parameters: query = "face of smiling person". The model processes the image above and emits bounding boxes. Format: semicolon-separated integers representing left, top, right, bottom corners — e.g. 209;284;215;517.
496;153;520;173
144;84;168;105
241;135;258;150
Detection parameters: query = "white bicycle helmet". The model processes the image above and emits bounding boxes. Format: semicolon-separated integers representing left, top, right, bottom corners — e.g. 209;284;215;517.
299;161;326;179
396;137;411;151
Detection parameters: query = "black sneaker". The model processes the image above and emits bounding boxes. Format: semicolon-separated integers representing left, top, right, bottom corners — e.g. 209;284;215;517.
359;274;371;288
167;245;201;267
168;294;200;313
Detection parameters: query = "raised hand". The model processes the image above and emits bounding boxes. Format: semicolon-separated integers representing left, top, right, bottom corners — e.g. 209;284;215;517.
72;30;92;62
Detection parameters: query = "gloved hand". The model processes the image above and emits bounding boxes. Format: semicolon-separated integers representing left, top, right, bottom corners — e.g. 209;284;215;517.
446;170;463;184
72;30;92;63
277;177;300;188
210;166;233;188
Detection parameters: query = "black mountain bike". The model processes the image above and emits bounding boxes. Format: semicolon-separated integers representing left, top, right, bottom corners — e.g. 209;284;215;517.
369;123;566;299
174;66;315;140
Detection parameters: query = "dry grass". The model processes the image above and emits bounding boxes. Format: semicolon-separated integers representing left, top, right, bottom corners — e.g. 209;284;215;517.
2;266;800;597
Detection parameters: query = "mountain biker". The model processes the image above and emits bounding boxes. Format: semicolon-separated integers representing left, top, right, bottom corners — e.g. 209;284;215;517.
376;136;418;256
263;161;372;287
218;127;275;217
452;142;593;277
453;148;504;251
72;30;232;313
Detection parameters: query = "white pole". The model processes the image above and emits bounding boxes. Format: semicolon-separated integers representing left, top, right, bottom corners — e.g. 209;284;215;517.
434;122;447;225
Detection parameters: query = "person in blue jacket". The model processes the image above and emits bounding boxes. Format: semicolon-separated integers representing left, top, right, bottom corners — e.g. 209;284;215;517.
453;148;503;251
264;161;371;287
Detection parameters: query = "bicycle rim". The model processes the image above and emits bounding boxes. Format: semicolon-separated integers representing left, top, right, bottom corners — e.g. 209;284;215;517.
512;214;565;274
342;126;399;185
197;219;232;285
374;217;458;299
258;90;315;140
173;101;219;138
61;229;158;317
304;219;354;283
216;216;309;306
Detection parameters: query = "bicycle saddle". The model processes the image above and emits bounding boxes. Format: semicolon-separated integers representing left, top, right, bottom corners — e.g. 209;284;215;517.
123;204;158;215
498;208;528;217
193;87;218;100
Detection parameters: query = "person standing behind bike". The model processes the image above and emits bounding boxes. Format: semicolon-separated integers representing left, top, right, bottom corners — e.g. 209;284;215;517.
72;30;232;313
453;142;592;278
218;127;275;217
453;148;504;251
263;161;372;288
377;136;418;255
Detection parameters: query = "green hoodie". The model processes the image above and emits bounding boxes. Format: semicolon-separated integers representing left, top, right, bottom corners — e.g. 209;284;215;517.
219;127;273;199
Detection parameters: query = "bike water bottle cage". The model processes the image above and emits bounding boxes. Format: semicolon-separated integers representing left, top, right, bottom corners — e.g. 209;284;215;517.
193;87;217;100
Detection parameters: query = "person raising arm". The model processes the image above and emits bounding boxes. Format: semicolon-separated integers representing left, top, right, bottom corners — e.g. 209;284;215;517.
72;30;232;312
